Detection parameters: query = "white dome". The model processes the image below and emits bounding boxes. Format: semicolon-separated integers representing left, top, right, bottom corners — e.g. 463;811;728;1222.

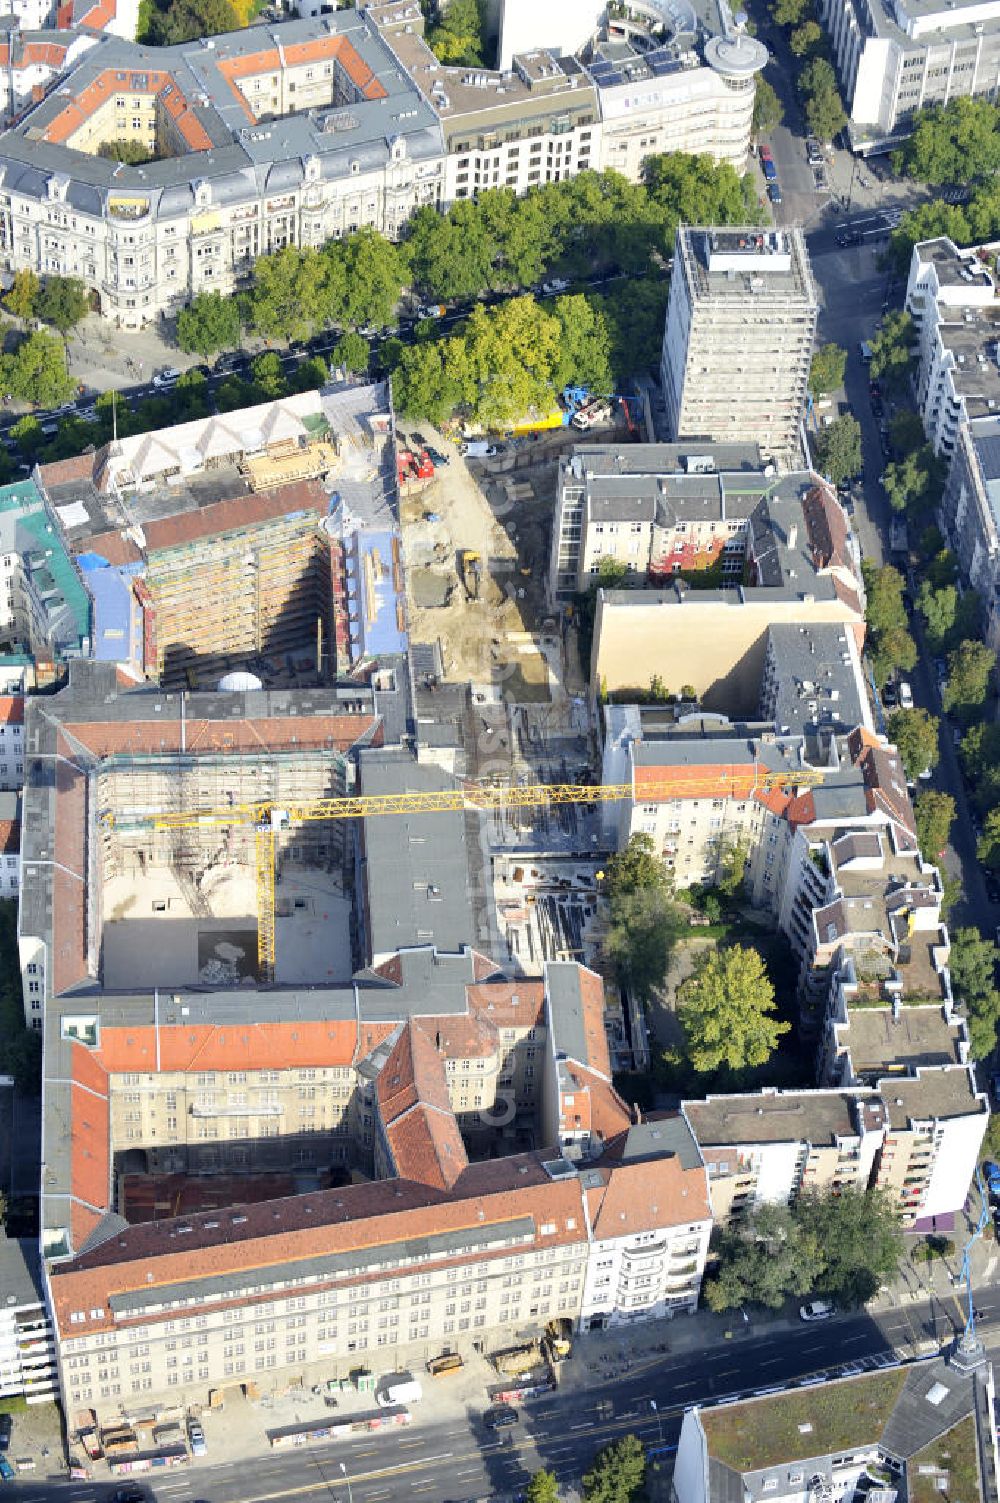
217;671;263;693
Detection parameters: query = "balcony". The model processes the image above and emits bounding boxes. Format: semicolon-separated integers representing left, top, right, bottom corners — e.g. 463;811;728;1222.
190;1101;283;1117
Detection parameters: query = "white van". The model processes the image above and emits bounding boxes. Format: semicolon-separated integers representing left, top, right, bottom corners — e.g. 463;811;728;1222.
376;1375;423;1407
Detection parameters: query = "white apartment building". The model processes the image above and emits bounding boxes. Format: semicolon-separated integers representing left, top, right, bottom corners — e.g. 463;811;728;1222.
0;1233;58;1406
578;1124;712;1330
661;227;818;455
905;240;1000;459
941;414;1000;648
817;0;1000;146
0;698;24;791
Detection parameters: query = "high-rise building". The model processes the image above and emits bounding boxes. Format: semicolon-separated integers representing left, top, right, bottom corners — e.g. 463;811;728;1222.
661;227;818;456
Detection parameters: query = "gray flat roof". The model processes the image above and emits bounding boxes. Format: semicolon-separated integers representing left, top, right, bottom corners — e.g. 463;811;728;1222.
684;1088;868;1146
359;750;476;960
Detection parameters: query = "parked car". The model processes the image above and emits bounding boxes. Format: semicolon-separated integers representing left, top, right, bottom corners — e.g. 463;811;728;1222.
898;680;914;709
799;1300;834;1322
767;181;782;204
541;277;570;294
759;145;777;182
0;1457;13;1481
485;1405;519;1429
152;367;180;388
112;1488;147;1503
0;1417;10;1452
187;1421;206;1457
425;445;449;467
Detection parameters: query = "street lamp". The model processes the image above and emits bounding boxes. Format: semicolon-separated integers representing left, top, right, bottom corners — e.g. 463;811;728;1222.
339;1461;353;1503
650;1399;662;1445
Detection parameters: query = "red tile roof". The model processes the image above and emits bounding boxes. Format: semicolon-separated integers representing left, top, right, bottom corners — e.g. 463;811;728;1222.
63;712;381;760
586;1156;710;1239
0;820;20;856
0;696;24;726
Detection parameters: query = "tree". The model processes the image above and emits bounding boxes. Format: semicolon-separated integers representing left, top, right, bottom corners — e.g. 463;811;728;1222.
4;269;37;322
425;0;485;66
816;413;862;485
250;351;288;401
795;1187;904;1306
914;789;955;858
808;342;846;399
949;925;999;1002
870;623;917;688
917;581;958;651
9;415;43;460
551;294;613;394
718;836;750;897
704;1202;818;1312
882;445;945;518
98;138;153;165
142;0;238;44
604;835;684;1001
868;310;915;393
943;637;995;716
0;329;73;408
771;0;808;23
583;1435;646;1503
897;97;1000;186
862;561;918;686
752;77;784;135
176;291;241;358
885;707;940;780
789;18;821;52
526;1471;560;1503
678;945;789;1073
34;276;88;333
329;332;367;374
977;807;1000;871
336;227;407;330
798;58;846;143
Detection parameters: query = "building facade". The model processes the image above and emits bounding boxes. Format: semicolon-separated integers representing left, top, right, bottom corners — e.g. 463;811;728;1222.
661;226;818;456
0;1233;58;1407
818;0;1000;147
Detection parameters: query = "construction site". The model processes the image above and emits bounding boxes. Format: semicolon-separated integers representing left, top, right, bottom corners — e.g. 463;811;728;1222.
398;422;603;698
39;384;398;689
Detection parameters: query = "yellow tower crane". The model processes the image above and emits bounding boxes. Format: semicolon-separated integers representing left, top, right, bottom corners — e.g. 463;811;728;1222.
102;766;827;984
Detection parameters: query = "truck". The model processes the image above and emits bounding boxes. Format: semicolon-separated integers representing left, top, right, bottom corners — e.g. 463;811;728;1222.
461;440;497;458
376;1375;423;1408
571;399;613;431
460;551;482;602
426;1352;464;1377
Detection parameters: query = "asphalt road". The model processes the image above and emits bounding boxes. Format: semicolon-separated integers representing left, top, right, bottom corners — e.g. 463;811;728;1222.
4;1285;996;1503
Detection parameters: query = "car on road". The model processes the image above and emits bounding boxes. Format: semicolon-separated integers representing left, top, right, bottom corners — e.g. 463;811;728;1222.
813;167;828;190
112;1488;147;1503
806;135;824;162
187;1421;206;1457
541;277;570;294
837;229;862;247
152;367;180;388
767;181;782;204
0;1416;10;1452
799;1300;834;1322
898;680;913;709
485;1405;519;1429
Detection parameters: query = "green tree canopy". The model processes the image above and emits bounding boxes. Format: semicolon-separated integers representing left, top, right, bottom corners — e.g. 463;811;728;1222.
0;329;73;408
798;57;846;142
947;925;1000;1057
885;707;940;780
795;1187;904;1306
789;18;821;52
917;581;958;651
678;945;789;1073
604;835;684;1001
869;310;915;393
977;807;1000;871
526;1471;560;1503
176;290;241;358
335;227;408;329
34;276;88;333
914;789;955;858
752;77;784;135
897;97;1000;185
882;445;945;518
771;0;808;21
333;331;370;374
704;1202;818;1312
862;561;918;686
583;1435;646;1503
808;342;846;399
706;1189;904;1311
943;637;995;716
425;0;485;65
4;269;37;322
816;413;862;484
142;0;238;44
